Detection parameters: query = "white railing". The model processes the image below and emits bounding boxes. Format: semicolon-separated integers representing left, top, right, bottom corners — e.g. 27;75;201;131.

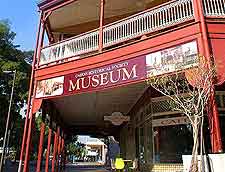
40;30;99;65
39;0;194;66
103;0;194;47
203;0;225;16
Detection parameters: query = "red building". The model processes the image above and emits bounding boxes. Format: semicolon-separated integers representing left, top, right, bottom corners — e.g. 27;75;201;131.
19;0;225;171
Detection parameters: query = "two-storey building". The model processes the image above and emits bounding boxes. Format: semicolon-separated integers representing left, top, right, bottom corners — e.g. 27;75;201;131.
19;0;225;172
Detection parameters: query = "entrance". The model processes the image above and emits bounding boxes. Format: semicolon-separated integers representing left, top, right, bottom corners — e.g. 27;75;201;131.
24;80;219;172
153;124;193;163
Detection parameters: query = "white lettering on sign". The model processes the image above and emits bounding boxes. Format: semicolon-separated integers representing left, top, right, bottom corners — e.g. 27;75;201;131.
152;116;190;127
68;65;138;92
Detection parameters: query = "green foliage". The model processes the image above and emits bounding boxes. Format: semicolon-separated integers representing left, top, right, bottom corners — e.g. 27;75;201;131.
66;141;87;160
0;19;33;158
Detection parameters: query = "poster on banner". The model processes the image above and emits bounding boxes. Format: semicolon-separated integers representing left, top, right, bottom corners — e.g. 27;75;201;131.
146;41;198;77
36;76;64;98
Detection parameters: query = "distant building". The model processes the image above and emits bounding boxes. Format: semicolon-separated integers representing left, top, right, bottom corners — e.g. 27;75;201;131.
78;136;106;164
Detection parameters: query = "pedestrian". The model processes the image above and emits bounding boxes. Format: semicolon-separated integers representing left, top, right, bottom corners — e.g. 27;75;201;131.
108;136;121;170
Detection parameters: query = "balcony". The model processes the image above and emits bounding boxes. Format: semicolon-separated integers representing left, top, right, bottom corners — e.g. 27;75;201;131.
38;0;225;67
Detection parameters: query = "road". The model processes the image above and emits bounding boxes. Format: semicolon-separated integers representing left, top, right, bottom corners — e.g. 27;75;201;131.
4;161;110;172
60;166;109;172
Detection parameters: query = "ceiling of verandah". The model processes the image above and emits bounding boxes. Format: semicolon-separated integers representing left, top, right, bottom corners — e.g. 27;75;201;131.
47;0;170;35
51;81;148;135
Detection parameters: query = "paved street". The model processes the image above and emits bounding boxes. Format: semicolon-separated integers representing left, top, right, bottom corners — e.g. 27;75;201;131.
58;166;109;172
3;161;110;172
61;163;109;172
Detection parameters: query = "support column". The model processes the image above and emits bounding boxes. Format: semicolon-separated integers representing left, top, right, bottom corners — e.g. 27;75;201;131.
45;127;52;172
60;134;65;170
23;81;40;172
23;11;46;172
102;144;105;164
155;128;160;162
18;11;43;172
23;110;35;172
52;126;59;172
193;0;223;153
63;136;66;169
36;18;46;67
36;122;46;172
56;134;61;172
98;0;105;52
52;132;57;172
209;91;223;152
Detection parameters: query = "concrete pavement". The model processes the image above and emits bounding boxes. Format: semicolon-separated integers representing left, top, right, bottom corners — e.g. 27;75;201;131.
3;161;110;172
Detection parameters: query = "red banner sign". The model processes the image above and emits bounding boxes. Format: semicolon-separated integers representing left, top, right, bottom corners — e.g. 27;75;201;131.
35;41;198;99
63;56;146;95
36;56;146;98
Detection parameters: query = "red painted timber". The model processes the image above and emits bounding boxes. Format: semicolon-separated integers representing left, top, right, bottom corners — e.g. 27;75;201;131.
52;127;60;172
45;128;52;172
36;122;46;172
34;23;201;80
195;0;223;152
18;11;43;172
52;132;57;172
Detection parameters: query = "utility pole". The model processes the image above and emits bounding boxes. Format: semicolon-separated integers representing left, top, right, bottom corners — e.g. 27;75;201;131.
0;70;16;172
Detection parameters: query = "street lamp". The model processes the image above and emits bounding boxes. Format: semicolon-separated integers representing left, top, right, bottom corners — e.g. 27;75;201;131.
0;70;16;172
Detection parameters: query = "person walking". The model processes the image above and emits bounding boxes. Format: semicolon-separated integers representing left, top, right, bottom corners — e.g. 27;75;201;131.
108;136;121;170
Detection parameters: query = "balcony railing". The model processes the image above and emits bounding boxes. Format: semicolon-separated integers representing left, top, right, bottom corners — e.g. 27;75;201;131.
103;0;194;48
40;29;99;65
203;0;225;16
39;0;225;67
39;0;194;66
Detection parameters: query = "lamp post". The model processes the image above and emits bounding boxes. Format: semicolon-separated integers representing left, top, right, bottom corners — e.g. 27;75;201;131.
0;70;16;172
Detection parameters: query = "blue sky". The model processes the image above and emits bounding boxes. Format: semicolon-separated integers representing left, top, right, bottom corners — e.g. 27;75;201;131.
0;0;40;51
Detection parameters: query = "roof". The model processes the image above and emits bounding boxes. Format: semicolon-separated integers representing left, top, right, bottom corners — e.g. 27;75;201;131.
78;136;104;145
38;0;74;11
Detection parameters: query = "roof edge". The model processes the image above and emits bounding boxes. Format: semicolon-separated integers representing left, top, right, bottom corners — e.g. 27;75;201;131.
38;0;73;11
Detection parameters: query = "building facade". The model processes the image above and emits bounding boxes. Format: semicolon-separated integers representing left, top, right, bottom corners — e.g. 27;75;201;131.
19;0;225;172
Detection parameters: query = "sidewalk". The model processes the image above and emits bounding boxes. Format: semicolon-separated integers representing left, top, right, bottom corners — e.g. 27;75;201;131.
3;160;109;172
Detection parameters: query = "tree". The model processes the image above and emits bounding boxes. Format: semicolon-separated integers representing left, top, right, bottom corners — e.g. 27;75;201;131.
66;135;87;161
0;19;32;159
147;56;215;172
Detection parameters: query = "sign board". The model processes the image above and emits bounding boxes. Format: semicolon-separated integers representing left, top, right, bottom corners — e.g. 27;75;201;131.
146;41;198;77
36;41;198;99
104;112;130;126
152;116;190;127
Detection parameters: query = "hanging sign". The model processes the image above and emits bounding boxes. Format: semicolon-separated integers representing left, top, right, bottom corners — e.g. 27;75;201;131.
104;112;130;126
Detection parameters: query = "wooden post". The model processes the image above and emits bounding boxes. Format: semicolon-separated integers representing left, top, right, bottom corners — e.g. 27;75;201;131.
45;127;52;172
18;11;43;172
22;13;46;171
23;81;38;172
36;122;46;172
56;134;61;172
155;128;160;162
193;0;223;153
23;112;34;172
63;136;66;169
210;91;223;152
52;126;59;172
60;134;65;170
98;0;105;52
